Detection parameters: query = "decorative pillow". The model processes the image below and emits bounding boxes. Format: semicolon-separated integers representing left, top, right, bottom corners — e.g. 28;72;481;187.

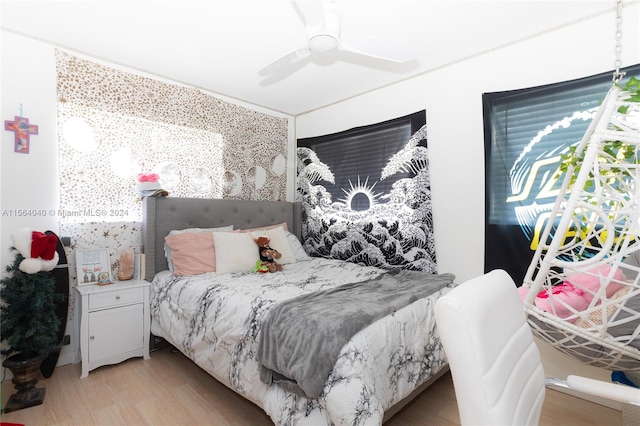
164;232;217;275
520;264;628;324
564;264;626;303
238;222;289;233
213;231;260;274
249;226;296;265
286;231;310;262
164;225;233;271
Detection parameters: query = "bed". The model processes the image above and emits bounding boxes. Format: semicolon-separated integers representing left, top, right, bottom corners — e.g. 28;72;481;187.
142;196;455;425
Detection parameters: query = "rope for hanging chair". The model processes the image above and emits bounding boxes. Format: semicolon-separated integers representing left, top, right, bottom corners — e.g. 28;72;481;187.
521;80;640;371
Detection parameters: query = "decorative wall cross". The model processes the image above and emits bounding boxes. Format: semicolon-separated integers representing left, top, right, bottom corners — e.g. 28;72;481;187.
5;116;39;154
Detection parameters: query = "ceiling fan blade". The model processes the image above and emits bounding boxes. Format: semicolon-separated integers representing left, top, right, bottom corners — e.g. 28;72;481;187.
292;0;336;37
258;45;311;77
258;1;332;77
339;35;416;63
260;1;414;78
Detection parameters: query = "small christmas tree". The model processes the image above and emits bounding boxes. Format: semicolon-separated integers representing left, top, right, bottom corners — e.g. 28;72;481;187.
1;250;61;360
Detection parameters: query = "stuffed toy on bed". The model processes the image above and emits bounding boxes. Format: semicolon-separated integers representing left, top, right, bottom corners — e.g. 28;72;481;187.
255;236;282;273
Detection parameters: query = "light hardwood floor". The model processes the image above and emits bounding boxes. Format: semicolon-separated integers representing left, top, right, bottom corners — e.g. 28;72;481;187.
1;345;622;425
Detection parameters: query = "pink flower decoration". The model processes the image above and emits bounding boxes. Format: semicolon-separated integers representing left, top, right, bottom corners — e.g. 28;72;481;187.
137;173;159;183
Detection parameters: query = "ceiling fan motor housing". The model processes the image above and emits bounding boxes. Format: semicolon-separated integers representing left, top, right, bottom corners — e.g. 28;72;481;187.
309;34;338;52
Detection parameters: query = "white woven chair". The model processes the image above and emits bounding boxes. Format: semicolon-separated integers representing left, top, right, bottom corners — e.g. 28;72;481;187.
436;269;640;426
520;81;640;371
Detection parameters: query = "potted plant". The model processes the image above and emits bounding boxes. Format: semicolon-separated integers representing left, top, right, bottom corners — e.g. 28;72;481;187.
0;228;62;412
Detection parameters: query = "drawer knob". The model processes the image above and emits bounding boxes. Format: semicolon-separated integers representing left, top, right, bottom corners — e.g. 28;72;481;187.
90;335;95;340
116;295;121;300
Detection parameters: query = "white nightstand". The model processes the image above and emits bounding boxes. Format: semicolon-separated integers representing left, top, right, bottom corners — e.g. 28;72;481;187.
75;280;151;378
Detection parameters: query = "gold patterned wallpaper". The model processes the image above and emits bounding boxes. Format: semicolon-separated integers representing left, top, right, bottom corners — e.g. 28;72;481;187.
55;50;289;286
56;50;288;224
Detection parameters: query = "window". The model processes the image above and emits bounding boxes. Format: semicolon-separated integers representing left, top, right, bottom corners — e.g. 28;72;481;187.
483;64;640;282
299;112;425;211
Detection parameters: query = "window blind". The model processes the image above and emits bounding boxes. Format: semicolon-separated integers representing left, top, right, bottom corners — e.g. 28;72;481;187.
483;64;640;282
484;65;640;226
298;111;425;211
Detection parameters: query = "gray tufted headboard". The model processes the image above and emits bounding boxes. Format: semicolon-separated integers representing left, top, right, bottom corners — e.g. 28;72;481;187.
142;197;302;279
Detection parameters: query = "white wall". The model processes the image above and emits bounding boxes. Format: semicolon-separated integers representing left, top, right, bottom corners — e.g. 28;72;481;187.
0;30;69;368
1;31;60;269
296;3;640;397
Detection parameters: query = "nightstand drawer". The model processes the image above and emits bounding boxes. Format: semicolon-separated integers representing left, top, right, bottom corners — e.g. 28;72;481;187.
89;287;143;310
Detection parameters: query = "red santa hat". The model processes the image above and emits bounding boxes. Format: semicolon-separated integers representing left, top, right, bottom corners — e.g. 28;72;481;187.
11;227;59;274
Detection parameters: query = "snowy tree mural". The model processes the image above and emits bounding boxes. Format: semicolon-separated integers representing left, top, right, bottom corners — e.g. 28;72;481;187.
297;124;437;272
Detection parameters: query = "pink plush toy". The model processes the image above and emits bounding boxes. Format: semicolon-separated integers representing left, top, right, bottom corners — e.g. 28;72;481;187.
519;264;627;323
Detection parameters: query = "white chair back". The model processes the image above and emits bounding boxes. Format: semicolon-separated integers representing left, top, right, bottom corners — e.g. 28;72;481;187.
435;269;546;425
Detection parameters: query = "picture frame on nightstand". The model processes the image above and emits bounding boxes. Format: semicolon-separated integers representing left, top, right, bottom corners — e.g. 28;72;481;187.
76;248;112;286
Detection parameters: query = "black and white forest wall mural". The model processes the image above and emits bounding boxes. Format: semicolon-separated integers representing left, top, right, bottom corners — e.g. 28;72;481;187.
296;111;437;272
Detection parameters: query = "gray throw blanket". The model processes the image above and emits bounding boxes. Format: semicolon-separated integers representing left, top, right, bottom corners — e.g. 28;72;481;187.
257;269;455;398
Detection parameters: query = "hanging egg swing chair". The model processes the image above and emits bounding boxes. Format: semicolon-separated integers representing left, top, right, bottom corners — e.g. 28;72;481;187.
519;0;640;380
521;74;640;371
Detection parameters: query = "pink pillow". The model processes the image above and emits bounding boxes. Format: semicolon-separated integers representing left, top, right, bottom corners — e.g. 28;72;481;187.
236;222;288;233
518;264;627;323
164;232;216;275
536;283;589;322
565;264;626;303
518;283;588;323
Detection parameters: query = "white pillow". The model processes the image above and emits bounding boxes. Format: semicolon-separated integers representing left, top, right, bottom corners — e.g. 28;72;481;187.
164;225;233;271
213;231;259;274
286;231;310;261
250;226;296;265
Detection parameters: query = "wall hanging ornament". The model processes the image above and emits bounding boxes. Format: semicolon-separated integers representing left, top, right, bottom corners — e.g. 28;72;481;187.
4;105;39;154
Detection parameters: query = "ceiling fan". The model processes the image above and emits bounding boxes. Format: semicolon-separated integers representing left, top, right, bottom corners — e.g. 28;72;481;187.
258;0;416;77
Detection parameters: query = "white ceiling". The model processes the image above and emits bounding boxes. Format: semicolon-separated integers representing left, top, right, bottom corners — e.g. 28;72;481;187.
0;0;622;116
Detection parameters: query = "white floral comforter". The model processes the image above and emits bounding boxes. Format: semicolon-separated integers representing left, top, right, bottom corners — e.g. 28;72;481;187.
150;257;453;426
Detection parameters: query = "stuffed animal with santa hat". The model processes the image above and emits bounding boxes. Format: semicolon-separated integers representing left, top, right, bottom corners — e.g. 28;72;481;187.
11;227;59;274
